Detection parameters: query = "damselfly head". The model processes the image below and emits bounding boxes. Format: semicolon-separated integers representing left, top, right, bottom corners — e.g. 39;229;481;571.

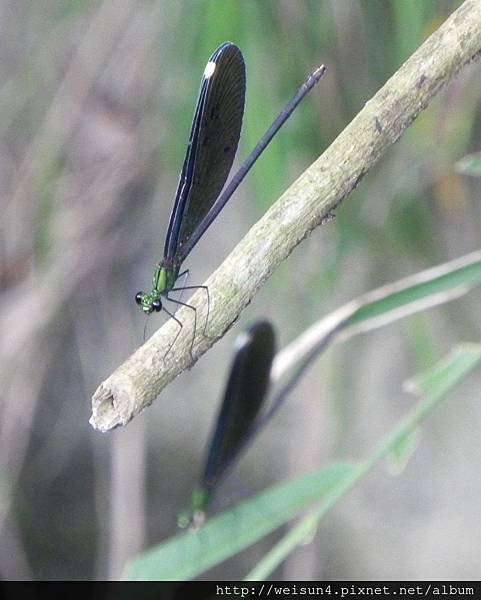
176;508;206;531
135;291;162;314
177;487;209;530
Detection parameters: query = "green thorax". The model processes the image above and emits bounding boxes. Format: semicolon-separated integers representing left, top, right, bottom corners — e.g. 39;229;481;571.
153;263;179;294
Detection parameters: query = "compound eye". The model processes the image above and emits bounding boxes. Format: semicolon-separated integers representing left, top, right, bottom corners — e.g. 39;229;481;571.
152;299;162;312
135;292;143;305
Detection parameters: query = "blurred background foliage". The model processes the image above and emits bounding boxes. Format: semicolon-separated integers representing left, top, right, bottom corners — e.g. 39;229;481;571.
1;0;481;581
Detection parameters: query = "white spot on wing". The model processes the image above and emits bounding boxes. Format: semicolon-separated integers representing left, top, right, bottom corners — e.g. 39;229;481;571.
204;61;216;78
234;331;252;353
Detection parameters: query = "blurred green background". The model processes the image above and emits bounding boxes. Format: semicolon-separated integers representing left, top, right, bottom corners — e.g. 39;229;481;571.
1;0;481;581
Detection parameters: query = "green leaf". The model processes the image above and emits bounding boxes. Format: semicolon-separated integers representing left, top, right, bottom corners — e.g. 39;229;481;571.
126;462;355;581
347;254;481;328
275;251;481;391
246;344;481;580
388;429;421;473
404;343;481;398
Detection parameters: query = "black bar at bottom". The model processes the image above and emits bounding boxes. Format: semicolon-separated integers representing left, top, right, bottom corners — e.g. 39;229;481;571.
0;581;479;600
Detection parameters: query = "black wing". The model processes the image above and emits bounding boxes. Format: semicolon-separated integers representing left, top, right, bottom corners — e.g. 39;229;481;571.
164;42;246;262
201;321;275;495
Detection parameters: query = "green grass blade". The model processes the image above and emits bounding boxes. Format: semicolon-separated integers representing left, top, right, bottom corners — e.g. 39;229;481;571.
126;462;354;581
246;344;481;580
404;343;481;397
274;251;481;381
388;429;421;473
347;253;481;328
